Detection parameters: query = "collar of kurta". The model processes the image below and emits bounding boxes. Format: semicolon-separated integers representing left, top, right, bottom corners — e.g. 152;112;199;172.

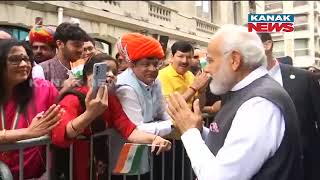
124;68;156;91
136;77;155;92
268;59;280;77
231;66;269;92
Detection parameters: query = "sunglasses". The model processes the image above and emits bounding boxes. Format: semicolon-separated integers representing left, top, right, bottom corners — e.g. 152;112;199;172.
7;55;31;65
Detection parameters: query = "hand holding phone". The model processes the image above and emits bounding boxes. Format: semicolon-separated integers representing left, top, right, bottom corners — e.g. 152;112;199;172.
85;85;109;120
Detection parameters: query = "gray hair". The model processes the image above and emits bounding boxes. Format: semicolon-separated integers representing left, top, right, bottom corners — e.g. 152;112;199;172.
212;24;267;69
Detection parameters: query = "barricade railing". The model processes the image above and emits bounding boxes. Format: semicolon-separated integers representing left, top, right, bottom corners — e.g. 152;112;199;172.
0;135;51;180
0;113;215;180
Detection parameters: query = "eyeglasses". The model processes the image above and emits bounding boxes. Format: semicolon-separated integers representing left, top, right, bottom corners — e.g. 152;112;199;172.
7;55;31;65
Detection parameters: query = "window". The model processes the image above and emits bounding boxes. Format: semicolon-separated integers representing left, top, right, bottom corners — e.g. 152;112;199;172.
149;3;171;22
233;1;241;25
0;26;29;41
103;1;120;7
94;39;111;55
249;0;256;13
295;14;308;24
293;1;308;7
71;1;84;5
294;39;309;56
195;1;212;22
315;39;320;58
265;1;283;11
273;40;285;57
294;14;308;31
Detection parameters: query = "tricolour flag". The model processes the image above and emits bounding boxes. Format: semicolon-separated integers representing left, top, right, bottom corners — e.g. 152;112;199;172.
113;143;148;175
70;58;86;79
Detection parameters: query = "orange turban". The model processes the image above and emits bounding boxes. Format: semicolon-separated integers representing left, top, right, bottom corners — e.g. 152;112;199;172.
117;33;164;62
29;25;56;46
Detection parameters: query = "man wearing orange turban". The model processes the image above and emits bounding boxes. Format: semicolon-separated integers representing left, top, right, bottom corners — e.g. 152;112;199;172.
29;25;56;63
116;32;164;63
111;33;174;180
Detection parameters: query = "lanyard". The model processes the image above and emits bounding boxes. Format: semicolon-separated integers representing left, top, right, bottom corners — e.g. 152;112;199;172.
0;105;21;130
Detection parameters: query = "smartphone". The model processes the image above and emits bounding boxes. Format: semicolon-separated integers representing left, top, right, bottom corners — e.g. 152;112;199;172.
92;63;108;98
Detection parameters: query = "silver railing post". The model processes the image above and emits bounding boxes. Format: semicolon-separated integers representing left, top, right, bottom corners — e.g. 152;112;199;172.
18;149;23;180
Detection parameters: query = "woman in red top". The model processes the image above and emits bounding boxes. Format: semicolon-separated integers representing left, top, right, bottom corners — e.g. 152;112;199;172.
51;55;171;180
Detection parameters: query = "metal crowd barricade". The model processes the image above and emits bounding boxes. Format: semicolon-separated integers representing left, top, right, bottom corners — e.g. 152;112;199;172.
0;135;51;180
0;114;216;180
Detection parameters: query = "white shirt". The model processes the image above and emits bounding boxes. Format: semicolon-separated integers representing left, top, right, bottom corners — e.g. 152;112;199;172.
181;66;285;180
32;64;45;79
268;60;283;86
116;85;172;137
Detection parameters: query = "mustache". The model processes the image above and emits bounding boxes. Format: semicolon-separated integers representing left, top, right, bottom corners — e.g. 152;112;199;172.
179;63;189;66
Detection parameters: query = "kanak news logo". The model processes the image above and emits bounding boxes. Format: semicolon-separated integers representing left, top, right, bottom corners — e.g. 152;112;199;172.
248;14;294;32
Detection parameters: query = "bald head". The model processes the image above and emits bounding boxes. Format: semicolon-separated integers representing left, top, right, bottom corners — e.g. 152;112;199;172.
0;30;12;40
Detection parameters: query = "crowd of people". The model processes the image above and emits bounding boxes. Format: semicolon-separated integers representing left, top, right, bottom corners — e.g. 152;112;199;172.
0;22;319;180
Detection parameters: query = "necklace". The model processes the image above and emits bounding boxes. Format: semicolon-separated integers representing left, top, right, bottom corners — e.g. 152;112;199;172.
57;57;72;75
0;105;21;130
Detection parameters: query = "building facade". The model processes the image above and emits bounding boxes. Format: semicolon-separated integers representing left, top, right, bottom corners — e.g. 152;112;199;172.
0;1;250;57
255;1;320;68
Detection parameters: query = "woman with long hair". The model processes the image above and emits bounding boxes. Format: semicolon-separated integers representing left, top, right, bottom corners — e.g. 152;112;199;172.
0;39;63;179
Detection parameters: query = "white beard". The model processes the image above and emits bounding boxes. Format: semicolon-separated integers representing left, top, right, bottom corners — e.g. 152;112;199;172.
209;62;235;95
209;79;227;95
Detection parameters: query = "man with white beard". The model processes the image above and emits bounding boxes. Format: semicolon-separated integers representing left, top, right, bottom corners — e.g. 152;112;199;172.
167;24;303;180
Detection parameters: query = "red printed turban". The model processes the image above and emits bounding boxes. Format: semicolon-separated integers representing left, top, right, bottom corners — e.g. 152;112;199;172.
117;33;164;62
29;25;56;46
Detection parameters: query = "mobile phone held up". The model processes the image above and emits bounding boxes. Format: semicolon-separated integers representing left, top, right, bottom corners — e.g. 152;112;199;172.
92;62;108;98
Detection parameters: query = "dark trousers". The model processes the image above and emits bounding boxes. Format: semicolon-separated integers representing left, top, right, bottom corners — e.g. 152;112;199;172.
303;133;320;180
